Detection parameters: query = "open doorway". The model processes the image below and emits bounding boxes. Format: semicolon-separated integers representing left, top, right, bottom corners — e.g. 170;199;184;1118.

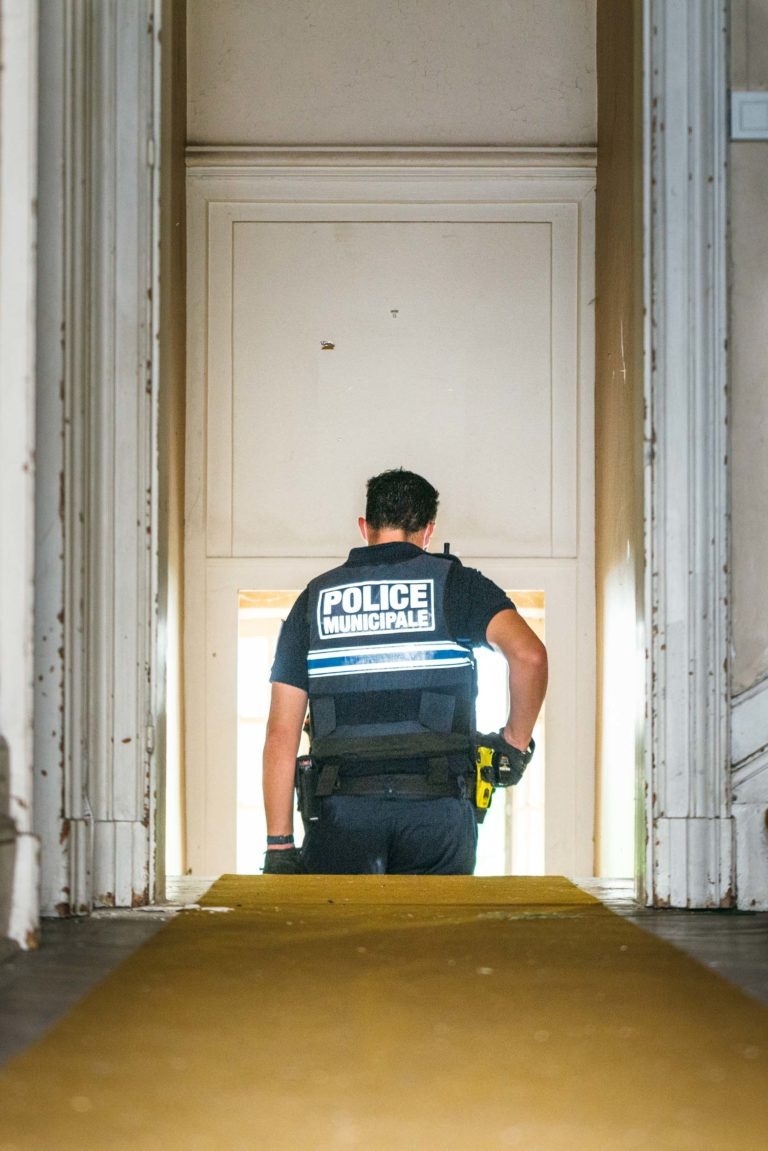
236;590;545;876
184;163;596;880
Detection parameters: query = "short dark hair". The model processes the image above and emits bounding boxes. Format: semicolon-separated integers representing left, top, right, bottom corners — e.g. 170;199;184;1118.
365;468;439;533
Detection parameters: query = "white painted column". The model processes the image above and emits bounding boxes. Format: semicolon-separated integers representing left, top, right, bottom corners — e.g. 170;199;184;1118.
35;0;73;918
35;1;161;913
0;0;40;946
644;1;732;906
87;0;159;909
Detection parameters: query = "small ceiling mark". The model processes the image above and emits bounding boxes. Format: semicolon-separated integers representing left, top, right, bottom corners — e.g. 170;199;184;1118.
321;340;335;351
390;309;399;318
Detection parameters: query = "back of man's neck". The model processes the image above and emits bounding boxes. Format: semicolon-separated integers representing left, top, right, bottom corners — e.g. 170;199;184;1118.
366;529;421;547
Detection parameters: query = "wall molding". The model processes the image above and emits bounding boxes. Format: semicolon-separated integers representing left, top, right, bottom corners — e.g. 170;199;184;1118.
731;675;768;909
732;674;768;770
186;145;598;169
643;1;732;907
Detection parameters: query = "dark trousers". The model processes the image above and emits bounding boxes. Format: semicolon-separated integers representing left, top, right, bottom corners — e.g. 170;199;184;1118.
300;795;478;875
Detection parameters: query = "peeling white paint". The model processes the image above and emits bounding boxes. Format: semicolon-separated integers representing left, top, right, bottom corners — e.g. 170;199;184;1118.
34;1;163;916
644;1;733;907
0;0;40;948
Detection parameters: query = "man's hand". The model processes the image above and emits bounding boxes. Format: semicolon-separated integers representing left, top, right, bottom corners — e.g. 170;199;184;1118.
263;847;304;875
476;730;535;787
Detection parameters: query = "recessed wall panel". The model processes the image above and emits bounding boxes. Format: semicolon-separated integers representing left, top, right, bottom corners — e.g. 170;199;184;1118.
227;220;554;557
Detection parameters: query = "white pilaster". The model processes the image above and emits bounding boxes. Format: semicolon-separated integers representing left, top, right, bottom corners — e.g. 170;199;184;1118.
35;0;161;913
0;0;39;947
644;1;732;906
35;0;72;917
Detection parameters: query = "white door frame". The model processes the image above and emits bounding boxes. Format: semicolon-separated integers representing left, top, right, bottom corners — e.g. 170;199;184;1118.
21;3;750;923
34;0;162;915
0;0;39;946
184;151;596;878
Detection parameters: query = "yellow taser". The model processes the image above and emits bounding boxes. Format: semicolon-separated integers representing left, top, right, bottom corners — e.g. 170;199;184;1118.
475;744;495;809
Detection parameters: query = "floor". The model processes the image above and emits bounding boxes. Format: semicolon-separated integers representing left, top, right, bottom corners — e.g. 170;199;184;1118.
0;877;766;1069
580;878;768;1008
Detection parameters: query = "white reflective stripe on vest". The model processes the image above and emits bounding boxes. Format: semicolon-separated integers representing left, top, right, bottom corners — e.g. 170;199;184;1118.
307;640;473;679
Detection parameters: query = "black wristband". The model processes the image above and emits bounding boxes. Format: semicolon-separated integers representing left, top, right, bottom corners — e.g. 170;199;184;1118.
267;834;294;846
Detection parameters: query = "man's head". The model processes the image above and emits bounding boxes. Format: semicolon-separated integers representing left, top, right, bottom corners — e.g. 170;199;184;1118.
359;468;439;547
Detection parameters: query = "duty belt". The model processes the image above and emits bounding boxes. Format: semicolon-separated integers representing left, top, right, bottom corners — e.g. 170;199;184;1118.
314;762;468;801
296;736;533;825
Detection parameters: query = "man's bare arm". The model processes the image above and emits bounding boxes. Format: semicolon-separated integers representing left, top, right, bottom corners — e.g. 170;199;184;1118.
485;609;548;752
262;682;309;846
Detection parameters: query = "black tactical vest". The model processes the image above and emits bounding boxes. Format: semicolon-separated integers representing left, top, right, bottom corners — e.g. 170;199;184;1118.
305;551;476;768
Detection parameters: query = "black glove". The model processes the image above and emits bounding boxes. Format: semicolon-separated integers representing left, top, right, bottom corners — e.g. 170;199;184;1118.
477;732;535;787
262;847;304;875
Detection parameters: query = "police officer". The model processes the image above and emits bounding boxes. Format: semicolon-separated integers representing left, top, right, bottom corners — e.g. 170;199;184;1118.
262;468;547;875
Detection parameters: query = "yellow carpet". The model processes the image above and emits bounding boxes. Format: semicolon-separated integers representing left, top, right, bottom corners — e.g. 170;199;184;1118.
1;876;768;1149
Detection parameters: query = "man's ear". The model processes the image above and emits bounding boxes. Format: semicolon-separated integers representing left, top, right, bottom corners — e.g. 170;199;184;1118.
358;516;369;542
423;522;436;549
